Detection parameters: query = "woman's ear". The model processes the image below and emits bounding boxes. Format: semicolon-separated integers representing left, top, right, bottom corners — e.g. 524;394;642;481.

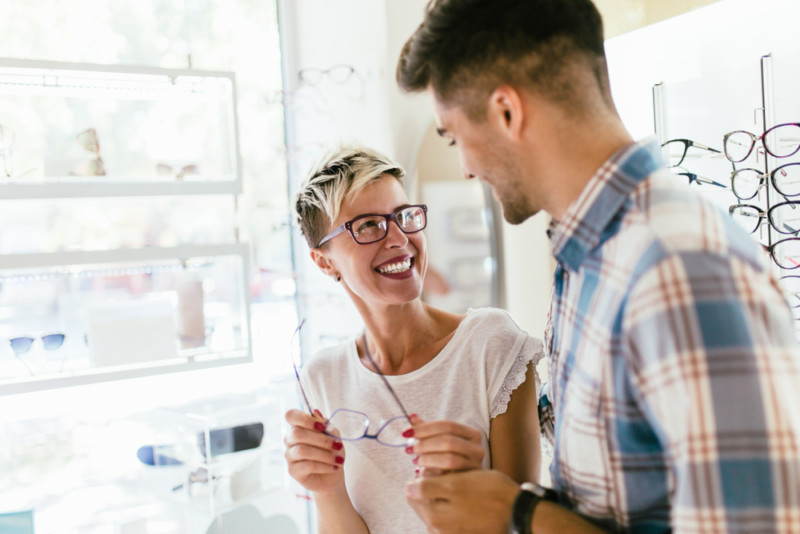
310;248;337;278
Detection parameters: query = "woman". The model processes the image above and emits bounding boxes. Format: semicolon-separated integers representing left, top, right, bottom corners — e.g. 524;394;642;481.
284;146;543;533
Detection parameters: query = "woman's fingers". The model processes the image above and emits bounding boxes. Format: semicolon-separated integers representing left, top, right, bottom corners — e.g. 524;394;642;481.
406;416;485;471
283;409;346;483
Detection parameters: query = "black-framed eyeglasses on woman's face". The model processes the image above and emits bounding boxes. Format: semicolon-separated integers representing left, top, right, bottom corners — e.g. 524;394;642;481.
317;204;427;247
723;123;800;163
661;138;721;168
288;321;413;448
729;202;800;235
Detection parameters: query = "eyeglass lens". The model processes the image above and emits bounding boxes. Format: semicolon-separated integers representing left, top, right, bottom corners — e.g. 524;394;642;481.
325;409;409;447
729;205;765;234
773;163;800;198
731;168;765;200
764;123;800;159
768;202;800;235
350;205;427;244
8;333;66;355
769;238;800;269
780;275;800;308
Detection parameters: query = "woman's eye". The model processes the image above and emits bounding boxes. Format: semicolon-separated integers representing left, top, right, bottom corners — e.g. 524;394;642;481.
356;220;380;233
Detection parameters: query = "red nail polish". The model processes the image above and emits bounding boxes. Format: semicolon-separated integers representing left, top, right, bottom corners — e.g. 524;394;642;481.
405;445;414;454
412;456;419;465
314;409;323;417
314;422;326;432
335;456;345;465
402;428;414;438
332;441;343;450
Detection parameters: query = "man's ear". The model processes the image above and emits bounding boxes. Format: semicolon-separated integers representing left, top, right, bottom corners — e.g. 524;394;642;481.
310;247;337;277
488;85;525;140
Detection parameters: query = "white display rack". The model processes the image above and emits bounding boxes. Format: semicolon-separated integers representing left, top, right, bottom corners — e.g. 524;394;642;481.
0;58;242;198
0;59;251;395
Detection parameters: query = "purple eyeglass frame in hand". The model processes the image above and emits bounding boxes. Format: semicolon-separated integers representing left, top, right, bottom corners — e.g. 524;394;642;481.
289;321;413;446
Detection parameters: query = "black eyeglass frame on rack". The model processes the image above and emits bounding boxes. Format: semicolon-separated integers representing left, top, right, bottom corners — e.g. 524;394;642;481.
763;238;800;270
672;165;727;189
729;202;800;235
661;138;722;168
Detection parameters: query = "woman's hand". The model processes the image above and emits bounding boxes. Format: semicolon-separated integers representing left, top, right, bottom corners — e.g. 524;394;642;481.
284;408;346;493
404;414;485;476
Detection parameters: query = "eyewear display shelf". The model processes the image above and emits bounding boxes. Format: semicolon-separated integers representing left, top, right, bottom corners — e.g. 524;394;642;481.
0;244;252;395
0;58;252;394
130;391;287;523
0;57;242;198
653;52;800;335
0;389;295;533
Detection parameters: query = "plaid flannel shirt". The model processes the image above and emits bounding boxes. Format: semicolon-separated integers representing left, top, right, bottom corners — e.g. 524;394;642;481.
539;138;800;533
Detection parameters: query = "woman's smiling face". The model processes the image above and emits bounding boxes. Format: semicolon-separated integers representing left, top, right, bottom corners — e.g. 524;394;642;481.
318;174;428;306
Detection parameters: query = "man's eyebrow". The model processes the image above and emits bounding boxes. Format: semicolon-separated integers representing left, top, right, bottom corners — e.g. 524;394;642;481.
436;127;447;137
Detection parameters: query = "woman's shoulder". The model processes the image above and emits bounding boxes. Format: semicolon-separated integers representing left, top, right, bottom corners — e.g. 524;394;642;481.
462;306;522;331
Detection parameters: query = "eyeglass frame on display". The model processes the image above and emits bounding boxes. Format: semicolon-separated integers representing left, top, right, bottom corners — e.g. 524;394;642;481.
317;204;428;247
298;64;356;86
723;122;800;163
76;128;106;176
729;203;800;235
156;163;199;180
661;138;722;168
0;123;14;177
7;333;67;376
779;275;800;309
671;165;727;189
763;238;800;270
731;162;800;200
289;321;413;448
8;333;66;355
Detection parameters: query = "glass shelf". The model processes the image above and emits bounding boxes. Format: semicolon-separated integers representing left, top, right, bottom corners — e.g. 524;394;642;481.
0;244;251;395
0;58;241;197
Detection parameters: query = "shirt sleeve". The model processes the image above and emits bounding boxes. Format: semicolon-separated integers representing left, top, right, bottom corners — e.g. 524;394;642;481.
623;250;800;533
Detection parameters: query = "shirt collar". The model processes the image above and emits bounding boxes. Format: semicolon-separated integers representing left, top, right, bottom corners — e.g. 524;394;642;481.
548;137;665;272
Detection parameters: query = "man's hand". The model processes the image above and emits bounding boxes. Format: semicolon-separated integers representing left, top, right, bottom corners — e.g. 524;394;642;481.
406;469;519;534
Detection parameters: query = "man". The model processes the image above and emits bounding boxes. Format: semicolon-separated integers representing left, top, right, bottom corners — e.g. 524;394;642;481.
396;0;800;533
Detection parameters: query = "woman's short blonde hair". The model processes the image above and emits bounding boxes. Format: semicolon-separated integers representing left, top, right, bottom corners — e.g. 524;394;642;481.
295;145;405;248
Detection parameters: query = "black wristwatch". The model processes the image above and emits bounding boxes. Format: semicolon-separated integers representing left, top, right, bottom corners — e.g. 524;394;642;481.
508;482;558;534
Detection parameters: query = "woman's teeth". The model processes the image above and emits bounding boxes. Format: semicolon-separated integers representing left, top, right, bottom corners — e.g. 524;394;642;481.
377;259;412;274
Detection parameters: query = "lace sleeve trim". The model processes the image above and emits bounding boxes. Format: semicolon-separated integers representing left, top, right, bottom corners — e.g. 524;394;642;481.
490;338;545;418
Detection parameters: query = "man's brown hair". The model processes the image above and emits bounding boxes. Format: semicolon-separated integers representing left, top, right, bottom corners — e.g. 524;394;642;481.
397;0;610;120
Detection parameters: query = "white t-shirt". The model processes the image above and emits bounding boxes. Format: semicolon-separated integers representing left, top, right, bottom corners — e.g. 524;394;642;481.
301;307;544;534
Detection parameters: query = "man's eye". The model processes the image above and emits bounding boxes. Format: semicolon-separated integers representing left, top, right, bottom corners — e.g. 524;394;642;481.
448;139;456;147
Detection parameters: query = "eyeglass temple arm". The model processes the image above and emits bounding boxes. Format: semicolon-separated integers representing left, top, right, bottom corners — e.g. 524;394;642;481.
360;332;413;425
317;224;347;247
291;319;317;417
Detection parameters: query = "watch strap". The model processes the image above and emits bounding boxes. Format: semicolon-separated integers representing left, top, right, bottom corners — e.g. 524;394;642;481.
508;482;557;534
